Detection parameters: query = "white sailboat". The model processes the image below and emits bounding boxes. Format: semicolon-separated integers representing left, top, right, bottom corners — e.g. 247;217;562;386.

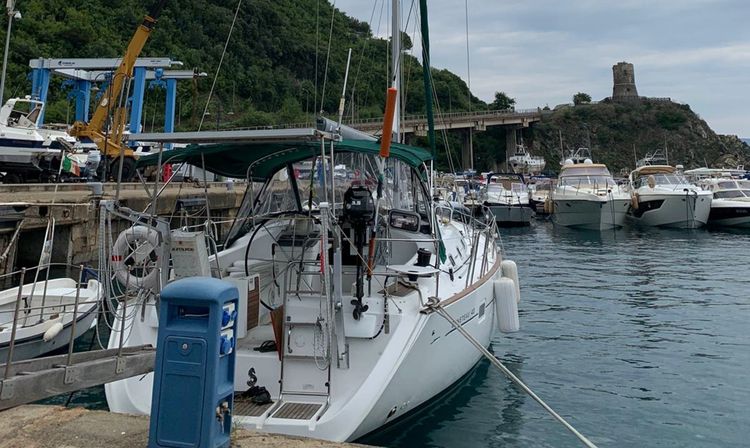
103;2;522;442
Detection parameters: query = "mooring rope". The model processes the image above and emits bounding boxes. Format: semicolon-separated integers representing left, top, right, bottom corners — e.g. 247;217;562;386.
428;302;599;448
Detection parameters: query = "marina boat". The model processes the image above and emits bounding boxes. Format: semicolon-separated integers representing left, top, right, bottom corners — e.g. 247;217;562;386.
698;177;750;227
550;160;630;230
0;97;79;183
482;173;534;226
103;2;523;440
102;127;521;442
0;277;101;361
508;144;545;175
528;177;554;215
627;165;712;228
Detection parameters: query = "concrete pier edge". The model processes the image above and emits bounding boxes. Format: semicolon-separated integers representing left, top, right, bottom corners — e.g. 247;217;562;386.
0;405;369;448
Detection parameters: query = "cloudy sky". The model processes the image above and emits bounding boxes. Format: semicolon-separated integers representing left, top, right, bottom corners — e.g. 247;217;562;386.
335;0;750;137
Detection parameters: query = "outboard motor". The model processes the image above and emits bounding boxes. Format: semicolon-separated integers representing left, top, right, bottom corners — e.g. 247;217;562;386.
85;150;101;180
342;185;375;320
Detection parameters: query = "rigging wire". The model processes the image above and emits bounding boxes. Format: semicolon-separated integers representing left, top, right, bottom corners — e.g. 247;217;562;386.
465;0;472;112
347;0;380;122
357;0;387;119
198;0;243;131
318;0;337;114
313;0;320;115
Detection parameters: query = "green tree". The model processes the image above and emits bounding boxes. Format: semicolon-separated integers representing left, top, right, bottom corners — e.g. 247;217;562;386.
573;92;592;105
489;91;515;111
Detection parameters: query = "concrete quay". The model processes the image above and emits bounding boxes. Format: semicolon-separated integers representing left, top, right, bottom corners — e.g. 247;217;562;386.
0;182;246;282
0;405;364;448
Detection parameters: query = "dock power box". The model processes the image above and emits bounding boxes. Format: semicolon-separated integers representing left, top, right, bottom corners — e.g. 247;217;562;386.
148;277;239;448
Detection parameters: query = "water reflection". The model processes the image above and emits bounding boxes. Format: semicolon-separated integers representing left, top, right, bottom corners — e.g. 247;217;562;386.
357;359;494;447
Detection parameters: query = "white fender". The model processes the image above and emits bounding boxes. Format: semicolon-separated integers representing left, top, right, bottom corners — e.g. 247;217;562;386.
43;321;64;342
501;259;521;303
112;225;162;291
493;277;519;333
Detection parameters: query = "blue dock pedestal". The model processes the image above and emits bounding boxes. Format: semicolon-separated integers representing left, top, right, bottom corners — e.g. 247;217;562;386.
148;277;239;448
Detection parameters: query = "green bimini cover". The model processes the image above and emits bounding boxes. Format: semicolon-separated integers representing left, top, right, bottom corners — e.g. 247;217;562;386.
137;139;432;181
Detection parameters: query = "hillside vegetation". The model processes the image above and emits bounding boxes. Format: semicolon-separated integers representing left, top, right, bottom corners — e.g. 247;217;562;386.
2;1;746;172
525;99;750;173
4;0;482;130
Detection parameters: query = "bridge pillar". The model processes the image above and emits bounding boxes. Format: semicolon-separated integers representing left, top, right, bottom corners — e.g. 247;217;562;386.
461;129;473;171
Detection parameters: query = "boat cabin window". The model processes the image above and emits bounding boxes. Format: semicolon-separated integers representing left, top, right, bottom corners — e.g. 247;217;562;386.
635;173;688;188
225;151;431;245
559;175;614;188
6;102;42;128
714;190;746;199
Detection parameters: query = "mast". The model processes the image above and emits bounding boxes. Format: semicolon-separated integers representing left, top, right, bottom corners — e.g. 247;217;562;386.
391;0;401;143
419;0;436;157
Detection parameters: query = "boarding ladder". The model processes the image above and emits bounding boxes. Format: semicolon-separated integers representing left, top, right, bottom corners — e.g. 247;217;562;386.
264;212;337;425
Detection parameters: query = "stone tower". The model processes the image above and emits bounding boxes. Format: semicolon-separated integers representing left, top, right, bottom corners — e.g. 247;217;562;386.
612;62;639;101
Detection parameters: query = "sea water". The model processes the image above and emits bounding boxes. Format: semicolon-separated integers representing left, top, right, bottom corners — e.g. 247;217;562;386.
360;223;750;447
51;223;750;447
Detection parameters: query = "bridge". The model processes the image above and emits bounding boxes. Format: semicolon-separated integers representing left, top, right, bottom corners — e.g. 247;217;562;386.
348;108;545;170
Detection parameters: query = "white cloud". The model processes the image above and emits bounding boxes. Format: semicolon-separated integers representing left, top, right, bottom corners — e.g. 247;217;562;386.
334;0;750;135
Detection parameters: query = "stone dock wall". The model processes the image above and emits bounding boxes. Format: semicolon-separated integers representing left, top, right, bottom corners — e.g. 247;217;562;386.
0;182;247;285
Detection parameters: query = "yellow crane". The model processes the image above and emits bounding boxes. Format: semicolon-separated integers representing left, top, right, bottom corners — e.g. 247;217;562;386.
69;0;167;181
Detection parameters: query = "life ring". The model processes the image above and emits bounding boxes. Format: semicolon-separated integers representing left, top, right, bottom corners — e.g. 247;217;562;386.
631;193;639;210
112;225;162;291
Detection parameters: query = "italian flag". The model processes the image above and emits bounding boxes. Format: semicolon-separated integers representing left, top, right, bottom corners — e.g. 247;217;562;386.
62;154;80;176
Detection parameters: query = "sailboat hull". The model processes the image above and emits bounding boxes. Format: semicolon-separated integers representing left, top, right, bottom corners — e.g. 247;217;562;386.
105;258;503;443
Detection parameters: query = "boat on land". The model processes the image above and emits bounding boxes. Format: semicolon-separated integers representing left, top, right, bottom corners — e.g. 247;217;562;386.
0;97;80;183
627;165;712;228
508;144;545;175
550;159;630;230
482;173;534;226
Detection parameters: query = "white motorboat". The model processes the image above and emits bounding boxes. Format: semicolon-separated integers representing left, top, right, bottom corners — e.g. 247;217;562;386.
699;177;750;228
0;97;79;183
482;173;534;226
627;165;712;228
508;144;545;175
0;277;101;361
550;160;630;230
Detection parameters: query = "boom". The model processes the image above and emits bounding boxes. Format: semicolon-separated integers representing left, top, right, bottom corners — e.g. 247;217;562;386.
69;0;167;180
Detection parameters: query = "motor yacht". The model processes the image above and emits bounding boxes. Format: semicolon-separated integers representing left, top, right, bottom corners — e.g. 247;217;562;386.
550;160;630;230
627;165;712;228
698;177;750;228
482;173;534;226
